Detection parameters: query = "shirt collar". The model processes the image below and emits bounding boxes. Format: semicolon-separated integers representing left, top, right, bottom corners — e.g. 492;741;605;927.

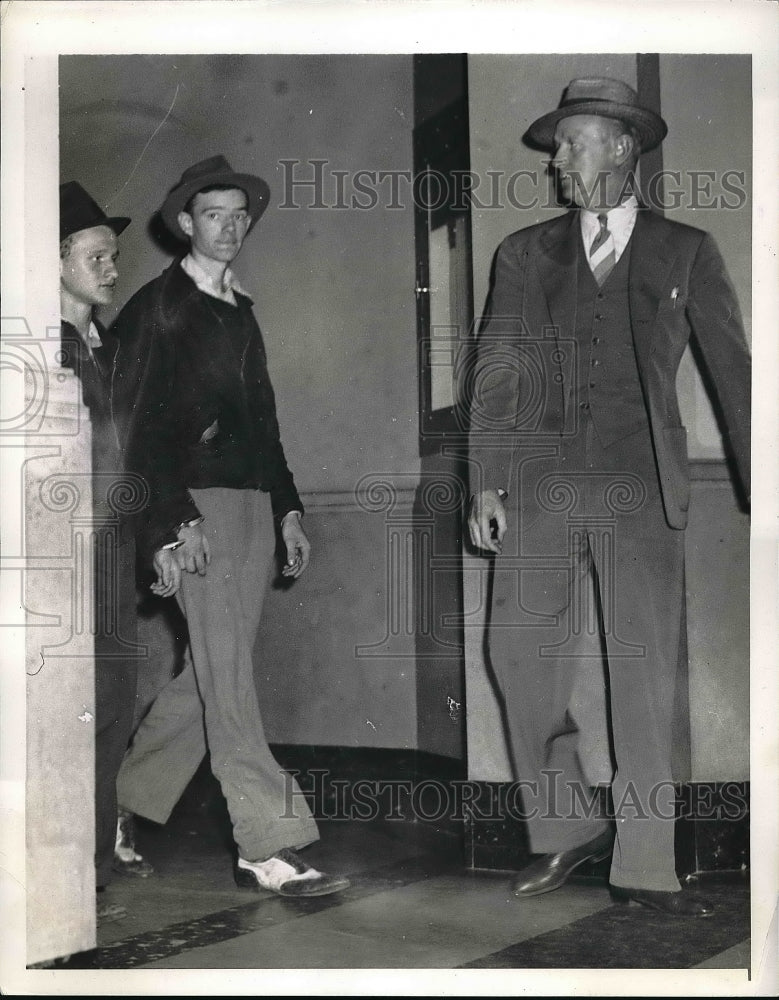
62;317;103;355
580;194;639;257
86;321;103;349
180;254;253;305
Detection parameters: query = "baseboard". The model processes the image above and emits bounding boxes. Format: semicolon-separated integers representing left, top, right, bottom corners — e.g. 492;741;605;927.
174;750;748;878
463;780;749;877
271;744;466;850
673;781;749;876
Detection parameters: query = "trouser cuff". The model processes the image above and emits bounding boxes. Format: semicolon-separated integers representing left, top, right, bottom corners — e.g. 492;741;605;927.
609;867;681;893
240;826;320;863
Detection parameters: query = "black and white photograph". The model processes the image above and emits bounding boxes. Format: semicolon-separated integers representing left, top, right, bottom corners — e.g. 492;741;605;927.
1;1;777;995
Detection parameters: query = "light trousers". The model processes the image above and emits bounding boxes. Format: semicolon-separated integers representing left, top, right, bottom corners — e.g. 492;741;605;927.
117;488;318;861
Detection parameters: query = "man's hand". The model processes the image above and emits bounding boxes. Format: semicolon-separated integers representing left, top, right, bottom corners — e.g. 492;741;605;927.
175;523;211;576
468;489;508;554
151;548;182;598
281;511;311;579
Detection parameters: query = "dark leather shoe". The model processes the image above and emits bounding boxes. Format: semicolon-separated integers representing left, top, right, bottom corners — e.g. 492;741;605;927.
512;829;613;897
613;887;715;917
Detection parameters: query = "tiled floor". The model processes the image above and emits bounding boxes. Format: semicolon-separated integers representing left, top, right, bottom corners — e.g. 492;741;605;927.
74;775;751;973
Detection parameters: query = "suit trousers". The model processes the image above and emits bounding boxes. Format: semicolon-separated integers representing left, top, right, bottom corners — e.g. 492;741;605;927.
116;487;319;862
488;417;684;892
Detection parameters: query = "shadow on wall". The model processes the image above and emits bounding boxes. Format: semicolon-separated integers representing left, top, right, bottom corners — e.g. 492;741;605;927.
148;210;188;259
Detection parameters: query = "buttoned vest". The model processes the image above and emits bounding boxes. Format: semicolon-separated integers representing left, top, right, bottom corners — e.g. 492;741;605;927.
572;238;649;447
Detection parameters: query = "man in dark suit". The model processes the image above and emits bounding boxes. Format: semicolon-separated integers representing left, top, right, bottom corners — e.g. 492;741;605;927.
467;78;750;917
110;156;349;897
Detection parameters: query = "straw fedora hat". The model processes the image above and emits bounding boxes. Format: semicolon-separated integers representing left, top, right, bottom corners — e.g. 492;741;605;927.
524;77;667;152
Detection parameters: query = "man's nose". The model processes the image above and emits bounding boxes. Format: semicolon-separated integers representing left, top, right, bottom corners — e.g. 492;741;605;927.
222;216;237;233
104;260;118;280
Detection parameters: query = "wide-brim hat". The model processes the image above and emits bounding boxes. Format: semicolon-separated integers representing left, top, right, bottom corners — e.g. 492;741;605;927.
161;155;271;240
60;181;131;242
524;77;668;153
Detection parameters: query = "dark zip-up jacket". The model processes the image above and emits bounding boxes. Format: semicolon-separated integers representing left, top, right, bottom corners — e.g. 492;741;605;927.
111;259;302;563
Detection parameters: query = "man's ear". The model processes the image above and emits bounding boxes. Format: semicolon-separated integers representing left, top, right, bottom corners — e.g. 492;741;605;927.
177;211;193;238
614;132;635;166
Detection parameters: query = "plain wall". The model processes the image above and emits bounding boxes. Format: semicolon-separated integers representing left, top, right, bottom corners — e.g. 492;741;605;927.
658;54;752;780
60;55;432;750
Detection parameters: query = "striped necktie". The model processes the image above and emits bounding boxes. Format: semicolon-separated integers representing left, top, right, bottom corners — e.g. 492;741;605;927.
589;213;617;286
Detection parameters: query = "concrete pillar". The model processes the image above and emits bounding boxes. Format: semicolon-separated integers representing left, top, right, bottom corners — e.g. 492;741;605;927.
24;341;97;965
2;51;97;966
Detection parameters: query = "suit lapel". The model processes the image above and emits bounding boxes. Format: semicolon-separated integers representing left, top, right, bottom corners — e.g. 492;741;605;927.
536;211;580;341
628;210;677;361
534;213;580;428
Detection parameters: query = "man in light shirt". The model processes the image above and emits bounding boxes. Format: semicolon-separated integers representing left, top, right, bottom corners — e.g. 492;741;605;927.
467;79;750;916
111;157;349;897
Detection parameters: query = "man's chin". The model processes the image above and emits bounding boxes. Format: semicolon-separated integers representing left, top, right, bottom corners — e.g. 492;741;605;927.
214;245;240;260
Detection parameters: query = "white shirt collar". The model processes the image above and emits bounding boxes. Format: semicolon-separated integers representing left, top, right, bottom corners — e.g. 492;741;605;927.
86;321;103;349
580;194;639;261
180;254;253;305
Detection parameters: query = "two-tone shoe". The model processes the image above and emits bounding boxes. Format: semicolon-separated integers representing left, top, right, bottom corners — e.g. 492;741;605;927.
113;808;155;877
235;847;350;898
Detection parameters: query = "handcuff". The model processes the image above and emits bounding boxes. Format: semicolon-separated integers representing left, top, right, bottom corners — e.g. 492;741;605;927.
161;515;205;551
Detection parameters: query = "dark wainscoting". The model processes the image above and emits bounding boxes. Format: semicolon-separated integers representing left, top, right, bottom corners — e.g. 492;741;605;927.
463;780;749;879
174;747;748;879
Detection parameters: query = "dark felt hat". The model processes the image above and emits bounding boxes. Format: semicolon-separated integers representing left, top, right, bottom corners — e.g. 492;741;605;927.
160;155;271;240
60;181;131;242
524;77;668;152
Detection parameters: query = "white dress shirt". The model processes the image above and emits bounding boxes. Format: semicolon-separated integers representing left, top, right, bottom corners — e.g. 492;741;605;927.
180;254;253;306
580;194;639;265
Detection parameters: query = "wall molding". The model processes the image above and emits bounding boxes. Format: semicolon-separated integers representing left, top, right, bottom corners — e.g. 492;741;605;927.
299;487;418;514
689;458;736;482
299;460;734;515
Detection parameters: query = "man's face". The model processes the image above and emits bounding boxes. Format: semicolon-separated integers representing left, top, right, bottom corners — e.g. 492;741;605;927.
551;115;625;210
178;188;251;264
60;225;119;308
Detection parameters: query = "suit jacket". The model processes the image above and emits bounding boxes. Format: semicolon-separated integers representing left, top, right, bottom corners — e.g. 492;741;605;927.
111;259;303;563
468;209;751;530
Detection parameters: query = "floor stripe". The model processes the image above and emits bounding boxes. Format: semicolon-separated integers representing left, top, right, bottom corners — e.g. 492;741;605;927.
56;854;454;969
459;881;750;969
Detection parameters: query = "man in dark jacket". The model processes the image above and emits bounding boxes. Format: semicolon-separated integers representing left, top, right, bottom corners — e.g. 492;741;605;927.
467;79;750;917
111;156;349;897
59;181;153;924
